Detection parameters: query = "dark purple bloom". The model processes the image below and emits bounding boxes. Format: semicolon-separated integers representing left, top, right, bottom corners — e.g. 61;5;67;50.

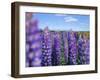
78;33;90;64
67;31;78;65
52;32;61;66
41;27;52;66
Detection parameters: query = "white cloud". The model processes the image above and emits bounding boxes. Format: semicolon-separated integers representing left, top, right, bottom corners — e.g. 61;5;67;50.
55;14;78;23
64;17;78;22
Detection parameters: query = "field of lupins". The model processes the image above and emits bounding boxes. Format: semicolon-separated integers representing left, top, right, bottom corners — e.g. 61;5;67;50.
26;13;90;67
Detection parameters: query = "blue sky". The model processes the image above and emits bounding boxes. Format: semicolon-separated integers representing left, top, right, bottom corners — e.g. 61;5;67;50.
32;13;90;31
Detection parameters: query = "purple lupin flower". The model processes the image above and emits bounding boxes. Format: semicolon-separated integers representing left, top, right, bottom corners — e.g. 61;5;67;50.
26;12;32;67
62;32;69;64
67;31;78;65
52;32;61;65
78;33;90;64
26;15;42;67
84;38;90;64
41;27;52;66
